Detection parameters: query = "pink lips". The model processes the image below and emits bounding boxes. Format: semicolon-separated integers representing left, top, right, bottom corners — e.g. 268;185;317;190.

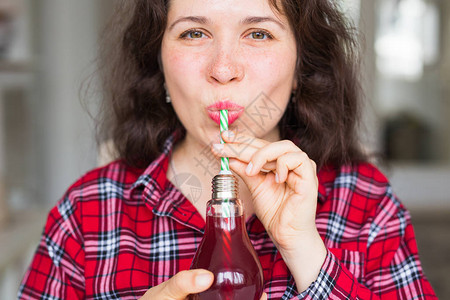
207;100;244;125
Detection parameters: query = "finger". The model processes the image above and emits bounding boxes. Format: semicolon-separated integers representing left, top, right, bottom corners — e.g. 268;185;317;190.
275;152;316;183
221;130;268;148
228;158;256;181
311;159;319;185
228;158;275;192
164;270;213;298
211;143;277;172
143;269;213;299
211;142;258;162
260;292;268;300
247;140;301;176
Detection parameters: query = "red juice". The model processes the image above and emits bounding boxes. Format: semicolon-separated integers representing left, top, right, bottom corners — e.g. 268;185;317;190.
189;215;264;300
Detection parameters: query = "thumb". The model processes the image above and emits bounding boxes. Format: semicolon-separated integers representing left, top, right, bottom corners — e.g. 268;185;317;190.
142;269;214;299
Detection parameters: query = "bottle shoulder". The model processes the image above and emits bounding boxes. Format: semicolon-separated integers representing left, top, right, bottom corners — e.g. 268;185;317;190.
207;198;244;217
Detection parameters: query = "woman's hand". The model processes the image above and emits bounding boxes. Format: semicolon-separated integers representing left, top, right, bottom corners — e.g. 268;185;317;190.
212;130;327;291
139;269;213;300
139;269;268;300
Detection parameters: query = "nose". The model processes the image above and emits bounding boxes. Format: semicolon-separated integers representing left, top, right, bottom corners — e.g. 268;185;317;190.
207;46;244;85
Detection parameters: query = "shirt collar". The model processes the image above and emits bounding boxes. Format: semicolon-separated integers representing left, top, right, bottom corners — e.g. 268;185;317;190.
131;129;206;232
317;164;336;205
131;131;180;196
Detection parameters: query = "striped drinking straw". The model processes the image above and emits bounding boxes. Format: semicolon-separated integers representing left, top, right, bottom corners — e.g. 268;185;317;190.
219;110;232;299
219;110;231;219
219;109;230;174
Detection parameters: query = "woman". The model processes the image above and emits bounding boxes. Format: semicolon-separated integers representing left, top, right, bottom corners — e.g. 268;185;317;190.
18;0;437;299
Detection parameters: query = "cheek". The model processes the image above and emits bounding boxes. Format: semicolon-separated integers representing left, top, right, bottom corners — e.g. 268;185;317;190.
241;49;294;129
244;48;296;85
163;47;206;84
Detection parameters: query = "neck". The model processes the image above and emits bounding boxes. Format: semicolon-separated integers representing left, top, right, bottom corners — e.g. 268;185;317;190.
167;136;253;219
168;128;281;220
172;133;220;181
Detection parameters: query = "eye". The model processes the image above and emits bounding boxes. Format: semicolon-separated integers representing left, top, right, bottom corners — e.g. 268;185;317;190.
180;29;207;39
248;30;274;40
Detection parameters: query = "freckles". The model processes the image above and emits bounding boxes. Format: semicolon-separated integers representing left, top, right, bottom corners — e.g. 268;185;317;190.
167;48;206;70
245;50;281;77
164;50;209;89
166;47;186;67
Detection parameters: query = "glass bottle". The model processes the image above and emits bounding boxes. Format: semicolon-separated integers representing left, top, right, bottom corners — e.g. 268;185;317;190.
189;173;264;300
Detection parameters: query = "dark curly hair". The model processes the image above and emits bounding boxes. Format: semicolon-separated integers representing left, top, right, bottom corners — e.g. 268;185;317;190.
97;0;367;169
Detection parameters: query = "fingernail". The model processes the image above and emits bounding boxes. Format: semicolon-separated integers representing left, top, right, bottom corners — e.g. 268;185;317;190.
246;162;253;175
225;130;235;139
195;273;212;287
275;172;279;183
212;143;224;151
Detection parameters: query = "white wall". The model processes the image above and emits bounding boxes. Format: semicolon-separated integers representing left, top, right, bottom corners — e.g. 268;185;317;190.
360;0;450;211
383;164;450;211
0;1;105;298
34;0;102;206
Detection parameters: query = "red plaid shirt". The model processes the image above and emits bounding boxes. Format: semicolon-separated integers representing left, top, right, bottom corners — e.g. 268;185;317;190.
18;133;437;299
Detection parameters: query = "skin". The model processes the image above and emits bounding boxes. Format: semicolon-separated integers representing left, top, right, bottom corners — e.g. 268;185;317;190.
140;0;327;298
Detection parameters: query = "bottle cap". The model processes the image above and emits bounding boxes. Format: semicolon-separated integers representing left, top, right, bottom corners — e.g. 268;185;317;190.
212;173;238;200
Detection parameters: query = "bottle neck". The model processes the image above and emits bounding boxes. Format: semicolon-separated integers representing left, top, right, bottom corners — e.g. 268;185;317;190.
205;199;245;233
206;198;243;218
209;173;243;219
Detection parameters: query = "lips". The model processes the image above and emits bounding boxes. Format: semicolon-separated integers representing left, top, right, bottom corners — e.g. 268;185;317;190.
207;100;244;125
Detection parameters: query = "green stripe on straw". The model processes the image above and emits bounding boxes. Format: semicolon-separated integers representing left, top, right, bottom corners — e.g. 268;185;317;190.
220;109;230;173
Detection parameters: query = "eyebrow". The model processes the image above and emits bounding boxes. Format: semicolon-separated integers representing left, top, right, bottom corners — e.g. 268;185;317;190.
241;16;286;30
168;15;286;31
169;16;209;31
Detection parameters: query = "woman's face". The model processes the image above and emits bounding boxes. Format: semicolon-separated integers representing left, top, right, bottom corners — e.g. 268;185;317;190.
161;0;297;147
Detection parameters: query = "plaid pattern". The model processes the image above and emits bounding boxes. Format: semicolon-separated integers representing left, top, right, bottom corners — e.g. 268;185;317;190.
18;133;437;299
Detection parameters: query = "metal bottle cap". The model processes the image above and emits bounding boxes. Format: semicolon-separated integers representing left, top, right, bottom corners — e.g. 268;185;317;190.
211;173;238;200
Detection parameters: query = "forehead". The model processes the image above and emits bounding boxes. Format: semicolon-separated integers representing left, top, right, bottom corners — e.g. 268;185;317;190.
167;0;283;19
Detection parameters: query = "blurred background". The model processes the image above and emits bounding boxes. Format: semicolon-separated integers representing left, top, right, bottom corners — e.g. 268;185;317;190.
0;0;448;298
